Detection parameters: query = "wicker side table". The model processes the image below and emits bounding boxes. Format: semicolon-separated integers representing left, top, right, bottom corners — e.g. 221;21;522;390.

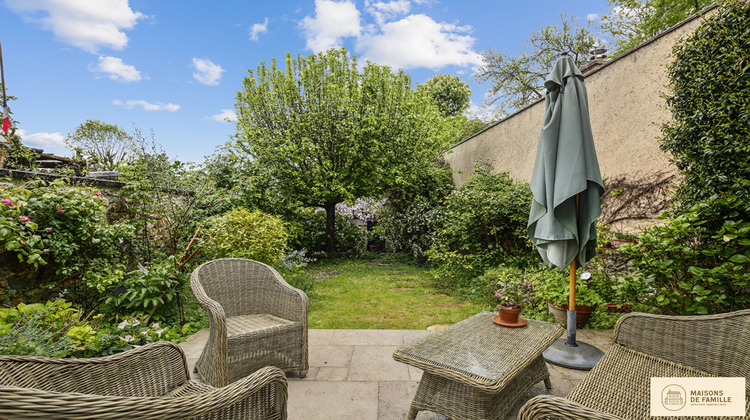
394;312;563;420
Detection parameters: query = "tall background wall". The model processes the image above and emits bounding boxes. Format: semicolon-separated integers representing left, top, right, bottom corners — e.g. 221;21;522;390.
445;8;715;185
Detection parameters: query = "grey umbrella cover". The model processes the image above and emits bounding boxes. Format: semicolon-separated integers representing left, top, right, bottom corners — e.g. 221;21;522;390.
528;56;604;270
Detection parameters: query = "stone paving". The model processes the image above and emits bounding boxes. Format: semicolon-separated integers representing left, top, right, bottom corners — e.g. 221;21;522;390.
179;327;614;420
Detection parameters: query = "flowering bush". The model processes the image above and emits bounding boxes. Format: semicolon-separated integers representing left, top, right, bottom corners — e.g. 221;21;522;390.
335;198;385;222
1;179;134;284
375;197;443;262
0;184;46;267
113;316;165;345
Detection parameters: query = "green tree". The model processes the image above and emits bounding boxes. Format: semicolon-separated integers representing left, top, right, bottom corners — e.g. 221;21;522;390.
475;13;597;113
417;74;472;117
65;119;132;171
601;0;714;56
234;48;452;252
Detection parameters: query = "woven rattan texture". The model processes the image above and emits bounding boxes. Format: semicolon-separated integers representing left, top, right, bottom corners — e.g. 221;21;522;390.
395;312;562;391
410;357;551;420
191;258;309;387
519;310;750;420
394;312;563;420
0;341;288;419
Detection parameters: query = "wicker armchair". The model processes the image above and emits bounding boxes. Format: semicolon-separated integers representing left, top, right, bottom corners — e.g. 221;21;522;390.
0;341;287;419
191;258;309;387
519;309;750;419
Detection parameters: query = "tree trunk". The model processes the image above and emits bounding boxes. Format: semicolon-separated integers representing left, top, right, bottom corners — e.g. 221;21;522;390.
324;202;337;254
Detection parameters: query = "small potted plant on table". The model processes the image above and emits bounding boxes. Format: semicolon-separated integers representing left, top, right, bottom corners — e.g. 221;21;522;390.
494;276;535;327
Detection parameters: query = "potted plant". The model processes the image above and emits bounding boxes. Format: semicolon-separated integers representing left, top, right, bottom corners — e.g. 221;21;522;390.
531;268;605;327
494;276;535;325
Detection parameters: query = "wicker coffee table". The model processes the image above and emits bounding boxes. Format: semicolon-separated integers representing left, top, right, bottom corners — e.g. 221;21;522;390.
393;312;563;420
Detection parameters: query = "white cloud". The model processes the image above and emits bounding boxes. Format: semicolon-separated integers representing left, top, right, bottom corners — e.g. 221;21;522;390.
211;109;237;123
192;58;224;86
17;129;68;151
365;0;410;25
249;17;269;41
356;14;482;70
587;13;600;21
91;55;142;83
112;99;180;112
300;0;362;52
5;0;144;53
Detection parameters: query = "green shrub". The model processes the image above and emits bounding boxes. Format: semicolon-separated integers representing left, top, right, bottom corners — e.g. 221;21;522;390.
375;197;442;262
426;165;535;285
202;207;289;265
0;299;97;357
661;2;750;205
288;207;366;254
24;179;134;277
101;257;187;323
0;183;46;267
377;160;454;262
617;3;750;316
618;196;750;315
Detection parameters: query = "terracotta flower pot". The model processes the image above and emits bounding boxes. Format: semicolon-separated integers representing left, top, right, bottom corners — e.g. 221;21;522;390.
498;306;521;324
547;301;596;328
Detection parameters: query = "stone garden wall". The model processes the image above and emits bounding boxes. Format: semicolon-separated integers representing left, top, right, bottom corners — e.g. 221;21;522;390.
445;7;717;187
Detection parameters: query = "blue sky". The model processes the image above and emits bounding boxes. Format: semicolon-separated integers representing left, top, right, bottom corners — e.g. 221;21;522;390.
1;0;609;164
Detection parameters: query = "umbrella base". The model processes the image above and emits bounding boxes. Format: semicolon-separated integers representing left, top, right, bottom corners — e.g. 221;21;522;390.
543;338;604;371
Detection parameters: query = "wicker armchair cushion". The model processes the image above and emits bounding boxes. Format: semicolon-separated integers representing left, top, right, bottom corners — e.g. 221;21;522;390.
0;341;288;420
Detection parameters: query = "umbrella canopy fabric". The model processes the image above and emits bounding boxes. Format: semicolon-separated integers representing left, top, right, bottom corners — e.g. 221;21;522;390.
528;56;604;270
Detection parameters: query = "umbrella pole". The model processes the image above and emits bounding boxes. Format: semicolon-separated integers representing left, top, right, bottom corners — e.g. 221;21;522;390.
543;194;605;370
566;258;578;347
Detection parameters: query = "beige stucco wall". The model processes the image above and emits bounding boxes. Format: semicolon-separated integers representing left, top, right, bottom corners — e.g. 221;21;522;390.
446;8;715;185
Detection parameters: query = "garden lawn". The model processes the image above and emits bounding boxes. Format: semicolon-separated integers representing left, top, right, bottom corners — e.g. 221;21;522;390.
303;256;487;329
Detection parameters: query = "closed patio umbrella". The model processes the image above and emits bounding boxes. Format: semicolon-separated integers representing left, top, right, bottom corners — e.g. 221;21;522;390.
527;53;605;370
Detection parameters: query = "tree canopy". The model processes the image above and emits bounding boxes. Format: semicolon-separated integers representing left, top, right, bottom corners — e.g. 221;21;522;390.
234;48;452;252
417;74;472;117
474;13;597;114
601;0;714;56
65;119;132;171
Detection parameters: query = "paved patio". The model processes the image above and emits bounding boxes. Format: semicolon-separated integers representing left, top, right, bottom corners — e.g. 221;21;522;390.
179;327;613;420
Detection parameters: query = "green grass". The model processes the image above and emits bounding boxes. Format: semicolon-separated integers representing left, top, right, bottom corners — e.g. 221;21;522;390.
301;256;487;329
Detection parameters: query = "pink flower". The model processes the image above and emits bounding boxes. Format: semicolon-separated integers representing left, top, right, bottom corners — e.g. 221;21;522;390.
57;209;64;214
19;216;30;222
43;249;50;253
219;198;224;202
0;185;6;189
45;227;53;232
95;192;102;197
2;199;12;206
